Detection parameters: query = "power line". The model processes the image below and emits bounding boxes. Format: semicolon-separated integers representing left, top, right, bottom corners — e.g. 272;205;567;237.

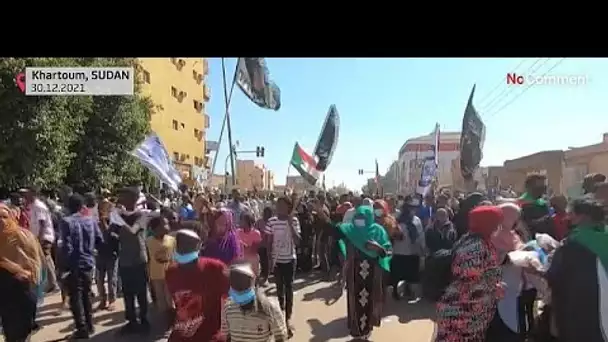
477;58;529;107
484;58;566;119
481;58;549;115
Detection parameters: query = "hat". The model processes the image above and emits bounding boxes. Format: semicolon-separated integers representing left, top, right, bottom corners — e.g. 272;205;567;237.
230;263;255;278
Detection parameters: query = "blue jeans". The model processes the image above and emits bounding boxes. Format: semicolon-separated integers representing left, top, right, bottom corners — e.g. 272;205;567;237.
96;256;118;304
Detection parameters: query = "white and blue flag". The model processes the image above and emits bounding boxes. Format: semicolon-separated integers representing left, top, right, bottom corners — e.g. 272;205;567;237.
131;133;182;191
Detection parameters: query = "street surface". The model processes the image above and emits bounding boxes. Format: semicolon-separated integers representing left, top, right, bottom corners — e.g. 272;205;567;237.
7;273;436;342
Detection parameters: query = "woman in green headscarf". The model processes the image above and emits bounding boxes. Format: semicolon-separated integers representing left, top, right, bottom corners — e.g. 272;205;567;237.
338;205;391;341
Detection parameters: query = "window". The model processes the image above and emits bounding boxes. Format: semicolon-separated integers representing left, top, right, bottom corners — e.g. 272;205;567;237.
142;70;151;84
173;152;179;160
194;128;200;138
176;59;186;71
180;122;185;129
194;156;200;165
193;100;202;112
177;91;187;103
171;86;177;97
172;120;178;130
193;70;203;84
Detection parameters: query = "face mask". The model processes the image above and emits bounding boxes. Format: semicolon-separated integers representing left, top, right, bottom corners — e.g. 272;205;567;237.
374;209;383;217
354;219;366;228
229;288;256;305
174;251;199;264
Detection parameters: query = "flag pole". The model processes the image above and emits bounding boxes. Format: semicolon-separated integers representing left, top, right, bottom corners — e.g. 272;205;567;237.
210;59;239;178
221;58;238;186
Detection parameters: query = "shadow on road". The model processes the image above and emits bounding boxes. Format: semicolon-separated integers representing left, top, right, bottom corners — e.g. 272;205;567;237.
383;297;437;324
263;271;324;297
307;317;349;342
41;313;169;342
301;283;343;305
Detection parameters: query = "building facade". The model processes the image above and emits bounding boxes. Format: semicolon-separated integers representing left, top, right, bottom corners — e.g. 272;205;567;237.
208;173;226;189
138;58;211;181
235;160;256;190
265;170;275;191
286;175;316;193
397;131;461;194
502;150;564;194
563;133;608;197
379;161;399;195
450;158;488;191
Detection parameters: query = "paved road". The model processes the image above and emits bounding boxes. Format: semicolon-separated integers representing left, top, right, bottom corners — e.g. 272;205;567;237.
9;273;436;342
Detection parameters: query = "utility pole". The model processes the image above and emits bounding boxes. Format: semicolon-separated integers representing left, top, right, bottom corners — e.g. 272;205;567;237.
221;58;237;186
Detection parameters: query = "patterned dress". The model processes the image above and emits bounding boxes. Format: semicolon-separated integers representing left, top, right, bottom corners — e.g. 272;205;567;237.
436;235;502;342
345;242;384;339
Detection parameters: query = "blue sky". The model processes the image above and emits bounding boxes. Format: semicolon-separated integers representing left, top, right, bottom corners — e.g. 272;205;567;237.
205;58;607;191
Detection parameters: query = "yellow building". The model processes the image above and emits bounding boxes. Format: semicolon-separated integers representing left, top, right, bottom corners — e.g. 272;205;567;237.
137;58;211;180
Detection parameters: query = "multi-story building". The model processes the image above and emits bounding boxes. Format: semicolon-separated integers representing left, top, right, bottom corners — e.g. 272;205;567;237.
137;58;211;181
265;170;275;191
397;131;461;194
208;173;226;189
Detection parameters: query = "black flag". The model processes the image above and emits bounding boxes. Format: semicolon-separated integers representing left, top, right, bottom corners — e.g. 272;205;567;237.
235;58;281;111
313;105;340;172
460;85;486;181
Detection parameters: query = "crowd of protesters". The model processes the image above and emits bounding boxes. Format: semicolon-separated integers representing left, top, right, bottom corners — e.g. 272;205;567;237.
1;171;607;342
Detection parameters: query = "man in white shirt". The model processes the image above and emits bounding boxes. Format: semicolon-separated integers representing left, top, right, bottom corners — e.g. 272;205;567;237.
21;187;58;292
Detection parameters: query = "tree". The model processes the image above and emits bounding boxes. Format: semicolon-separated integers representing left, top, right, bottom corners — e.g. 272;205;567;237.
0;58;92;189
64;58;152;190
0;58;152;191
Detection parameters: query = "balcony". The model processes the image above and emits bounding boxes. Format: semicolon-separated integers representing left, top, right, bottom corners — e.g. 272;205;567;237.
203;84;211;102
203;114;210;129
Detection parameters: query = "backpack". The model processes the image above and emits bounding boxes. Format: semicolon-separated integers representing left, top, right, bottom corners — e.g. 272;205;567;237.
422;234;471;301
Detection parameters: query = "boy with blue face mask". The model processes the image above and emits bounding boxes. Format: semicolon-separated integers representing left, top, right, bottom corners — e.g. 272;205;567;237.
165;229;229;342
221;263;287;342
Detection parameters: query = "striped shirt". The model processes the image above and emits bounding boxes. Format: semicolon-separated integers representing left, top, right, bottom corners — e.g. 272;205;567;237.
220;297;287;342
265;216;300;263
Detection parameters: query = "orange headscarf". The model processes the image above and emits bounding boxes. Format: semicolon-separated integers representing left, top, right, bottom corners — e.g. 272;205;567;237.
0;203;43;284
374;199;398;237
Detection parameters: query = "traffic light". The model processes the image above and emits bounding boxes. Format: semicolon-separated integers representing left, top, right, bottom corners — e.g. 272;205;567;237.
256;146;265;157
